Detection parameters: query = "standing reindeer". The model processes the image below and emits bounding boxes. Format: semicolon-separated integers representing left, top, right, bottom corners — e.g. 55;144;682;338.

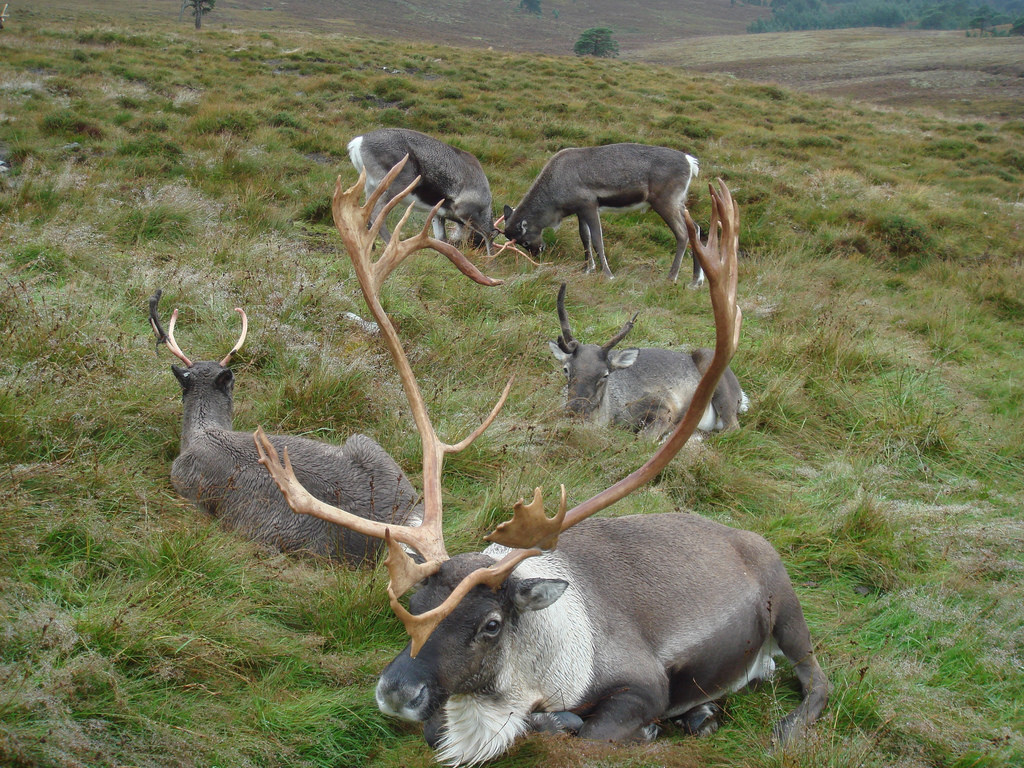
502;143;703;284
255;164;829;765
550;283;748;439
348;128;496;256
149;292;422;565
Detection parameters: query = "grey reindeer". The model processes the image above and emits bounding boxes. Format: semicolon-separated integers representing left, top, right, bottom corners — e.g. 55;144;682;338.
149;290;422;564
549;283;748;439
348;128;496;256
257;174;829;766
502;143;702;285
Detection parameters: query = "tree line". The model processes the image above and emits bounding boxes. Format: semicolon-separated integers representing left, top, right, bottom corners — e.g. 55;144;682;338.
743;0;1024;34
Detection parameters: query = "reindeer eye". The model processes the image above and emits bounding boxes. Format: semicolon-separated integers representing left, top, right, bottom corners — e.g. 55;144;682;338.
562;366;569;377
481;618;502;636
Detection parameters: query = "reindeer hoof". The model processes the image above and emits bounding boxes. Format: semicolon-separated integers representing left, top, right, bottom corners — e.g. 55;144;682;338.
676;702;722;737
641;722;661;741
530;711;583;735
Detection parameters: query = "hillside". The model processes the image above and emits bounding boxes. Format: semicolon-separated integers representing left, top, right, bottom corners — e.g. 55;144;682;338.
24;0;1024;121
2;3;1023;768
25;0;767;53
630;26;1024;121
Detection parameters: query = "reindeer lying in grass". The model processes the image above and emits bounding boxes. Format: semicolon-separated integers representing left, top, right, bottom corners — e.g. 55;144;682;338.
551;283;748;439
255;160;829;765
149;291;422;565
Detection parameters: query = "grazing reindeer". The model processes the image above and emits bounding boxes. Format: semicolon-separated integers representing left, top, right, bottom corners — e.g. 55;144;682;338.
502;143;703;285
148;291;422;565
550;283;748;439
348;128;496;256
256;167;829;765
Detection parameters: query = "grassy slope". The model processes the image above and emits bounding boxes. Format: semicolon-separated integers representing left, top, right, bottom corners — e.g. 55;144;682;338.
1;5;1023;768
22;0;766;53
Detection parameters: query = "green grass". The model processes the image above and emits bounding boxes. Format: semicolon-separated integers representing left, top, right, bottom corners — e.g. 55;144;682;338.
1;5;1022;768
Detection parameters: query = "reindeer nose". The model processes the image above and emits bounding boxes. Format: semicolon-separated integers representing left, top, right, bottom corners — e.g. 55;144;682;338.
565;396;592;416
376;678;430;721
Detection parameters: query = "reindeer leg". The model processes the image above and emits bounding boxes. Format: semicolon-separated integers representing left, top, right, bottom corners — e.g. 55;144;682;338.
689;242;706;290
432;215;448;243
370;189;395;244
676;702;723;736
579;207;613;279
658;205;694;285
769;576;830;744
576;679;668;743
684;217;705;289
577;215;597;274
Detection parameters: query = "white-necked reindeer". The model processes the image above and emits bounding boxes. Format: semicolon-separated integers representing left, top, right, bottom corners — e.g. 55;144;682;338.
255;162;829;765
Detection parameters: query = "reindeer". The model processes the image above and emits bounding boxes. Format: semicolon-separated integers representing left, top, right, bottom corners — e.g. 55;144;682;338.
348;128;496;256
501;143;703;285
148;292;422;565
550;283;748;439
255;163;829;765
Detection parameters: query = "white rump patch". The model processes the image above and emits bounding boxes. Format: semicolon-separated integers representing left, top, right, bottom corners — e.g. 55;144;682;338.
347;135;381;192
687;153;700;181
347;135;364;173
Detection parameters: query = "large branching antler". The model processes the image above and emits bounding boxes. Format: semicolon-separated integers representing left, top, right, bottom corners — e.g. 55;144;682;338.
486;178;742;545
257;172;742;658
254;157;515;654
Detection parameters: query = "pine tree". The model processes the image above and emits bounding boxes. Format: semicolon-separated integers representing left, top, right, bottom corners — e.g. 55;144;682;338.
182;0;216;30
573;27;619;58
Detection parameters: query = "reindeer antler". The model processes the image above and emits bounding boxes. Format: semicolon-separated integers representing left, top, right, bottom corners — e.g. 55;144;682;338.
255;158;516;654
489;213;548;267
486;178;741;545
258;171;742;658
149;290;248;368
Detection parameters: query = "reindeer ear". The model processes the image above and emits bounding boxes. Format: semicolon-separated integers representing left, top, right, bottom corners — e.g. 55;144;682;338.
512;578;568;613
215;369;234;393
503;204;514;220
549;340;571;363
608;348;639;369
171;365;191;388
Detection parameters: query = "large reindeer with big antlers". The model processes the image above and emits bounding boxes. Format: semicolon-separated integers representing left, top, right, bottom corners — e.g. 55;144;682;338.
255;161;829;765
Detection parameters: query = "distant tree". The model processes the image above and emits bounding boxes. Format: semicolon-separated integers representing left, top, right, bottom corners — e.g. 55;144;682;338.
182;0;216;29
1011;15;1024;34
919;7;954;29
573;27;619;57
968;4;996;33
519;0;542;16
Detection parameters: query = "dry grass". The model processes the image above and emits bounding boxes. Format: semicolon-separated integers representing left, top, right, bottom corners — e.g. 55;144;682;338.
629;27;1024;120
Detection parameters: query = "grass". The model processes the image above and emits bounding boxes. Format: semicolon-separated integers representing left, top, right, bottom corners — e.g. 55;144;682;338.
2;4;1023;768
